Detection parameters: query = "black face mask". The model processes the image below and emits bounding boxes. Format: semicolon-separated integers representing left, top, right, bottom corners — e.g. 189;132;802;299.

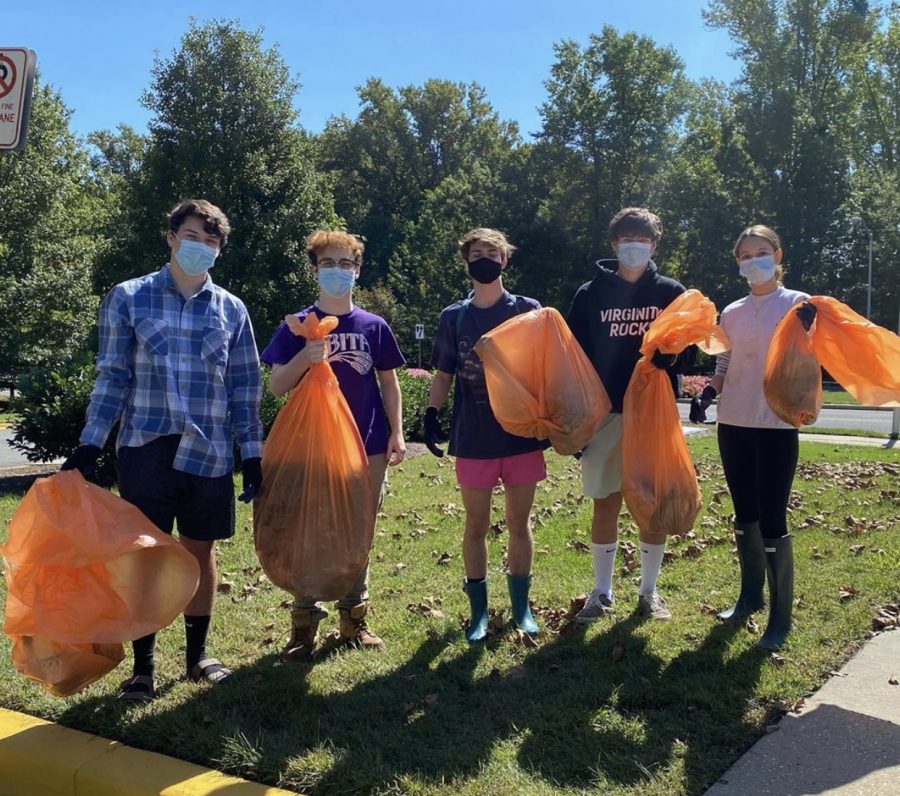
467;257;503;284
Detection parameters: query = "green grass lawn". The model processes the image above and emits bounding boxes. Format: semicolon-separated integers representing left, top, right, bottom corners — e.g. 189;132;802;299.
1;439;899;795
821;389;859;405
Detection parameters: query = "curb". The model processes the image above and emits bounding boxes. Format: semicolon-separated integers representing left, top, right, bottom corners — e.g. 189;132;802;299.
0;707;297;796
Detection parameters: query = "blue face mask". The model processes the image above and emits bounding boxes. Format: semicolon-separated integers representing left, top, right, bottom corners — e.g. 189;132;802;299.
174;238;218;276
617;241;652;271
739;255;777;286
318;266;355;298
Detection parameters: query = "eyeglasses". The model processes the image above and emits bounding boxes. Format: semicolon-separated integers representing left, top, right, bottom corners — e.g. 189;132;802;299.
318;258;358;270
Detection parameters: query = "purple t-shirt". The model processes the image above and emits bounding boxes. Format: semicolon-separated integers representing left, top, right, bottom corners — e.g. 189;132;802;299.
431;291;545;459
260;305;405;455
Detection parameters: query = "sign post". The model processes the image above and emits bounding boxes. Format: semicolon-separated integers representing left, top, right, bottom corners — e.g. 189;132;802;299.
414;323;425;368
0;48;37;152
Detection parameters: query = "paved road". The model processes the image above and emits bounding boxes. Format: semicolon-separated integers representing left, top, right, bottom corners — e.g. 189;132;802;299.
677;403;896;435
0;428;63;469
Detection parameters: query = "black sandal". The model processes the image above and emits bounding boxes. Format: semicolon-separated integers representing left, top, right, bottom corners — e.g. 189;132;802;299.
189;657;231;685
118;674;155;704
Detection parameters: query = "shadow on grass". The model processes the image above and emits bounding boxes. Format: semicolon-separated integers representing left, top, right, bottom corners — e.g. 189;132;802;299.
55;617;771;794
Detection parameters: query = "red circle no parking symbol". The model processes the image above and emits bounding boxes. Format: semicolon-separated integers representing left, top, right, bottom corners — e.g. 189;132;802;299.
0;54;17;100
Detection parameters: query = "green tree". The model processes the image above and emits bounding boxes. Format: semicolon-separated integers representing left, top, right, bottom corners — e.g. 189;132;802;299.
655;80;769;308
843;9;900;327
0;81;102;388
319;78;519;288
97;19;337;342
538;24;689;291
704;0;878;299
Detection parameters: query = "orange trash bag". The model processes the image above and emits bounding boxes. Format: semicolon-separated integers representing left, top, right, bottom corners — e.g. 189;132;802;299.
474;307;611;455
253;313;374;601
763;309;823;427
809;296;900;407
622;290;730;534
2;470;200;696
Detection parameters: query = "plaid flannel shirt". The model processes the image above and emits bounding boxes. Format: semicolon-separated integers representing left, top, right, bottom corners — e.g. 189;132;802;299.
81;265;263;477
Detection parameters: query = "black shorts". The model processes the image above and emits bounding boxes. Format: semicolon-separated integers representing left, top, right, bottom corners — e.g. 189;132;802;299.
117;435;235;541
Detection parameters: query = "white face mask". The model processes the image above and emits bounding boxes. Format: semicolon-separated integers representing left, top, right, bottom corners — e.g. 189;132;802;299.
617;241;652;271
739;255;776;286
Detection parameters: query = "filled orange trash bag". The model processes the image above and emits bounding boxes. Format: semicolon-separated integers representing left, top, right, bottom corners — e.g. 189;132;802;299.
809;296;900;407
9;637;125;698
763;308;823;427
622;290;730;534
2;470;200;695
474;307;611;455
253;314;374;601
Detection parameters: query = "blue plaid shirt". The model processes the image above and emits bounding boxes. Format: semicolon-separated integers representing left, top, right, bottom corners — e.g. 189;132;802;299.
81;265;263;477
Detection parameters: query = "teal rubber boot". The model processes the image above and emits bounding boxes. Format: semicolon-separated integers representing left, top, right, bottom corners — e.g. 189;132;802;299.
717;520;766;622
758;535;794;651
507;573;539;636
464;578;489;643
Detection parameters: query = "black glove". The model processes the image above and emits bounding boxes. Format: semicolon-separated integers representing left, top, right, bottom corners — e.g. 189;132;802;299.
423;406;445;458
238;457;263;503
650;349;678;370
796;300;817;332
60;444;102;482
689;385;718;424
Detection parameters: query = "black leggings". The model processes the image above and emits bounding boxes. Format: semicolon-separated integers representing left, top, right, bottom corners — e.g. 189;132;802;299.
717;423;799;539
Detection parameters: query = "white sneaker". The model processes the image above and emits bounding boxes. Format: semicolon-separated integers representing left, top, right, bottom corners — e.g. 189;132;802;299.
575;589;615;624
636;591;672;621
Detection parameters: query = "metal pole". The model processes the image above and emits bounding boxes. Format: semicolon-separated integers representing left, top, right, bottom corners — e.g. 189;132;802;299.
866;229;873;319
893;300;900;439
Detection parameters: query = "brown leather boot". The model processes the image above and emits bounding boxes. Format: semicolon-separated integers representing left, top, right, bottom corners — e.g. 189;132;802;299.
281;607;322;662
338;602;384;650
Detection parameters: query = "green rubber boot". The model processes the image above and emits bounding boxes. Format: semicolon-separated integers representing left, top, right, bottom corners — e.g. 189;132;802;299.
464;577;489;643
717;520;766;622
758;535;794;651
507;573;539;636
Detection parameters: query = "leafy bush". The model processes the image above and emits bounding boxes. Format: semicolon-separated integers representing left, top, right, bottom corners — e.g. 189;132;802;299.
11;360;118;486
397;368;451;442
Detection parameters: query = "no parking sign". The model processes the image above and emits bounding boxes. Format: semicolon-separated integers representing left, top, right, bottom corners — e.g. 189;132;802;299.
0;48;37;151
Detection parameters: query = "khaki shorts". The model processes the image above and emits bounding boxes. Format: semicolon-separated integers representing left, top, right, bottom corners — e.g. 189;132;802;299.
580;413;623;499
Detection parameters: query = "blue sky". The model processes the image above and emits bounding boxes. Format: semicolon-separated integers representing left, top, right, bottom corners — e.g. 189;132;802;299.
9;0;742;141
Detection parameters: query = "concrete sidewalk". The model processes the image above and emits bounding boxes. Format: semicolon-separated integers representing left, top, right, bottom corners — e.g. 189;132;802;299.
706;628;900;795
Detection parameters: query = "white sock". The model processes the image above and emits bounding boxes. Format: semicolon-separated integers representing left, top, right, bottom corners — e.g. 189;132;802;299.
592;542;617;599
639;542;666;596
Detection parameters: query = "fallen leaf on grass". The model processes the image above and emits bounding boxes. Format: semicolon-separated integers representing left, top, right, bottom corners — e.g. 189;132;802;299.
217;581;234;594
435;552;453;566
424;693;439;706
839;585;859;602
770;653;786;666
848;545;866;556
612;643;625;663
514;629;539;649
889;676;899;686
394;563;407;573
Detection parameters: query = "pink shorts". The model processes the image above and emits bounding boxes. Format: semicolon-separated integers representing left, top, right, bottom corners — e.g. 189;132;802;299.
455;450;547;489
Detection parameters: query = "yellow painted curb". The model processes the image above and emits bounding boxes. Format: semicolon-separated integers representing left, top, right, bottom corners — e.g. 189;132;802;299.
0;708;297;795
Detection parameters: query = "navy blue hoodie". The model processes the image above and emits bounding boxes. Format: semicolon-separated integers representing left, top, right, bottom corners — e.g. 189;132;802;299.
567;259;692;413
